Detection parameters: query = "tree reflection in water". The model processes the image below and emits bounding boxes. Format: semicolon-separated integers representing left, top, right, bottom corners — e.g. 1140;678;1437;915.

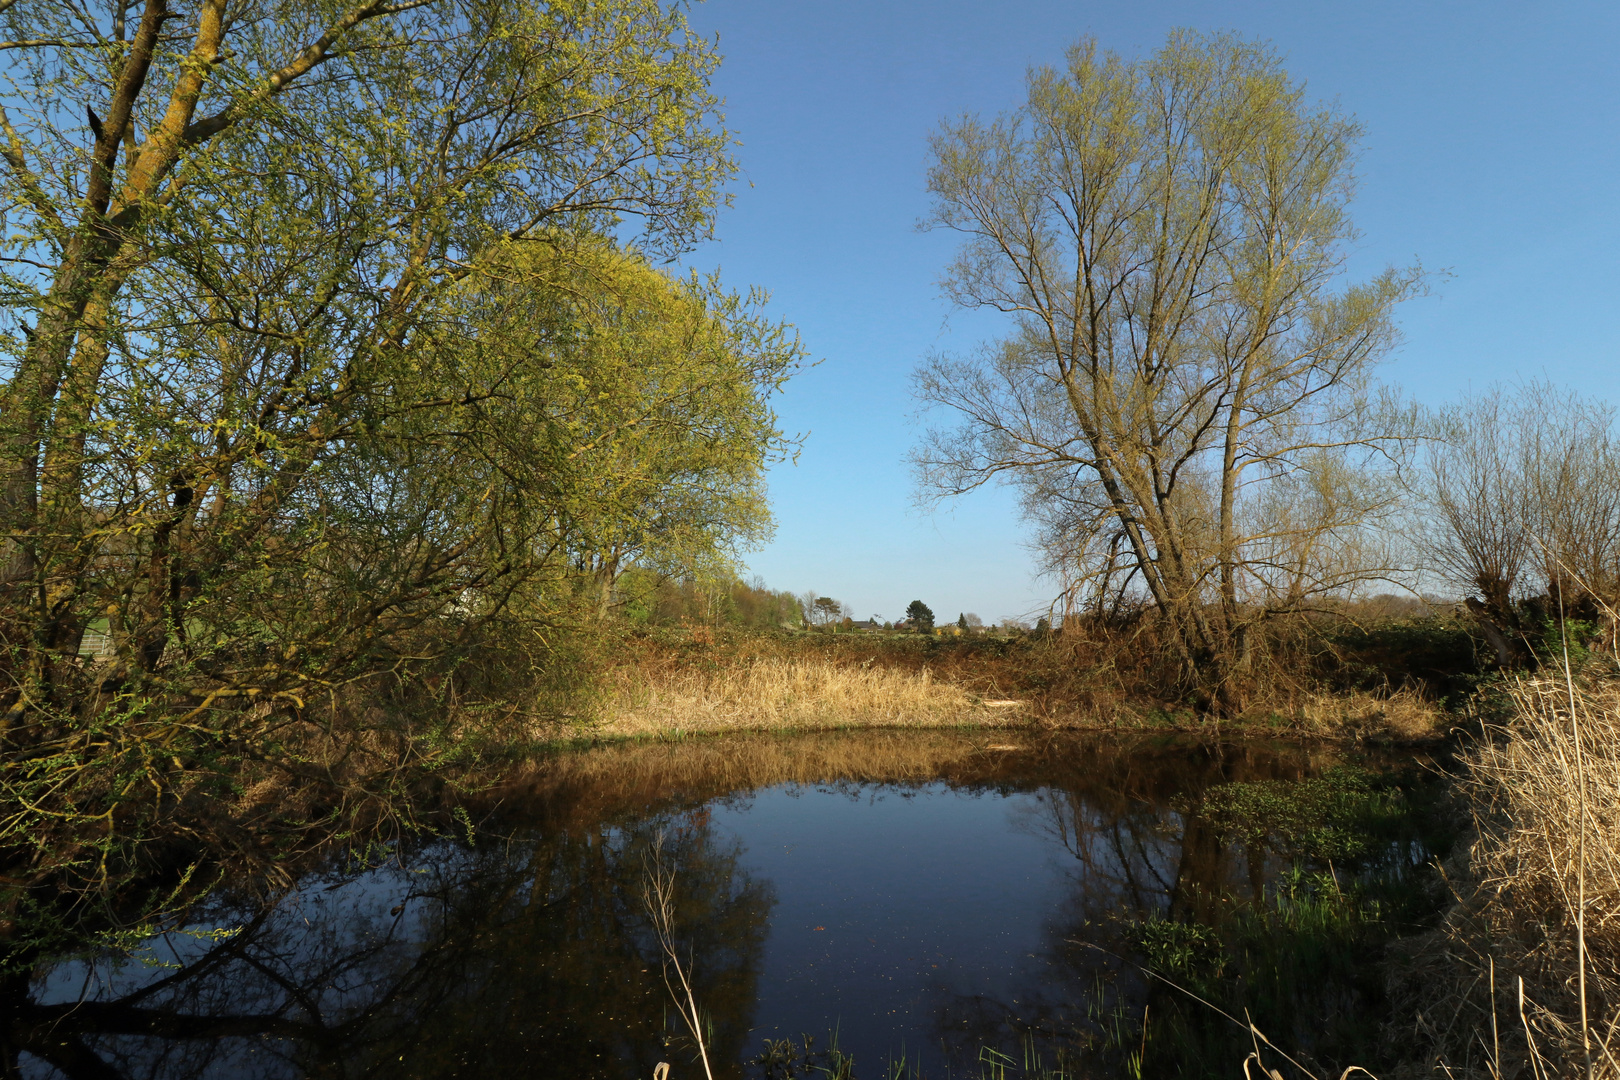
0;733;1420;1080
2;810;772;1080
933;741;1330;1074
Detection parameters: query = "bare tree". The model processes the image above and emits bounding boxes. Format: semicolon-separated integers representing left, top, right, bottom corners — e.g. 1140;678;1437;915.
1409;383;1620;664
914;31;1420;708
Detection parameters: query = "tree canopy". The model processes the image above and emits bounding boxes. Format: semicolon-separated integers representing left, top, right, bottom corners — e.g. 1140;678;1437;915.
0;0;791;906
462;237;800;618
905;600;935;632
915;30;1419;707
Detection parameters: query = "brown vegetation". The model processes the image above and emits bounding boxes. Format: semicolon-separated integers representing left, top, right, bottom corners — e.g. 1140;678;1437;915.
1390;674;1620;1077
578;619;1458;742
598;649;1000;735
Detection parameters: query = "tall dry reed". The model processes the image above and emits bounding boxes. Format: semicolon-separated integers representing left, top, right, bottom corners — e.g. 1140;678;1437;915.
580;627;1454;739
1391;676;1620;1078
597;655;1023;736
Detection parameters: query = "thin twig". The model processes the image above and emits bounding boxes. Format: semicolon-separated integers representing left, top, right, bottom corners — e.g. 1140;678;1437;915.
643;832;715;1080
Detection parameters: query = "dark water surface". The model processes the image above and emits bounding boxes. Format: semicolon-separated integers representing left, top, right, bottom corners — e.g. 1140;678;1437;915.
13;730;1438;1079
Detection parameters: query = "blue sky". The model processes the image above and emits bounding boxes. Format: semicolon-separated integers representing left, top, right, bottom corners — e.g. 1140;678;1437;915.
678;0;1620;626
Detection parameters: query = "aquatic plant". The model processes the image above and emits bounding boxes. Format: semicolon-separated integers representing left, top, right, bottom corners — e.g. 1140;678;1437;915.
1116;873;1380;1074
1112;761;1457;1076
749;1031;856;1079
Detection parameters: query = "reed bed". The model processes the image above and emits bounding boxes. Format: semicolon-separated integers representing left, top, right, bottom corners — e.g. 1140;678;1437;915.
1391;675;1620;1078
596;654;1026;736
579;631;1451;741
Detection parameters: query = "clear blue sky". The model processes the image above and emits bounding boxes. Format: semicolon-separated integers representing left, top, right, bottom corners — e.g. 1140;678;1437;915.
678;0;1620;626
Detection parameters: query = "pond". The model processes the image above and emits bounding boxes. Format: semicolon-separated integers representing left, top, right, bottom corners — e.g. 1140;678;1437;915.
9;730;1450;1079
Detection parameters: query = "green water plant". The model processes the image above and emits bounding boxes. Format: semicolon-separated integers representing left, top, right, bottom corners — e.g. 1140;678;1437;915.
749;1031;856;1079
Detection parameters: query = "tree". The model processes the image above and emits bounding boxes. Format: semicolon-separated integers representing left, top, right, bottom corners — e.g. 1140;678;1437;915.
464;239;800;619
0;0;738;900
915;31;1419;708
1409;383;1620;665
811;596;843;627
612;571;803;630
905;600;935;633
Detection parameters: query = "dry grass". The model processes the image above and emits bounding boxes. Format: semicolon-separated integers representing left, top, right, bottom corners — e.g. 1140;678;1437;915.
1292;687;1452;742
594;653;1028;736
570;629;1456;741
1389;674;1620;1078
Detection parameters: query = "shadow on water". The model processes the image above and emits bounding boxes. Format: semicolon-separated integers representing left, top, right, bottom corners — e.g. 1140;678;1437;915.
0;731;1451;1079
7;813;771;1079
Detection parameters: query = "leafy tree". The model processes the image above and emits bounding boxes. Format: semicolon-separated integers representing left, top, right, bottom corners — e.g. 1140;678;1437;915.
914;31;1419;709
616;571;803;630
812;596;844;627
0;0;741;905
728;577;806;630
905;600;935;633
463;238;800;618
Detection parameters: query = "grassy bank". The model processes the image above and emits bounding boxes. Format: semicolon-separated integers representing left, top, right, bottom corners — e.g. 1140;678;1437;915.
579;622;1465;742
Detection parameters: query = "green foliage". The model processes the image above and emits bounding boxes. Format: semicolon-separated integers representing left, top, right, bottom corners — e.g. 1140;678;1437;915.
1129;867;1393;1078
1322;615;1483;705
904;601;935;633
1199;769;1392;862
1131;916;1227;984
0;0;790;951
1526;613;1606;672
1125;766;1457;1076
464;238;801;617
614;571;804;630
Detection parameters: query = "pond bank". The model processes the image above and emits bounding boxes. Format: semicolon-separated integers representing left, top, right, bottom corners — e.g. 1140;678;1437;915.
588;641;1452;743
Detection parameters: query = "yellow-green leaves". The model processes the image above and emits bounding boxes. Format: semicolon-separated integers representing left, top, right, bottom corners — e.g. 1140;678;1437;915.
0;0;762;906
458;236;801;610
917;30;1419;702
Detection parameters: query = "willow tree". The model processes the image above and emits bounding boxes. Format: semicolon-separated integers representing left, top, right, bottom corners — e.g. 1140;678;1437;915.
1410;384;1620;666
464;239;801;620
0;0;739;898
914;31;1419;708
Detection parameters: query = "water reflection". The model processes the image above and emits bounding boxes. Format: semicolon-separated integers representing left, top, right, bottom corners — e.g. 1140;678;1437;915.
3;732;1426;1079
8;811;770;1079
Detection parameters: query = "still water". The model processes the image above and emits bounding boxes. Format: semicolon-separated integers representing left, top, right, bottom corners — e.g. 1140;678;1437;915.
12;730;1436;1079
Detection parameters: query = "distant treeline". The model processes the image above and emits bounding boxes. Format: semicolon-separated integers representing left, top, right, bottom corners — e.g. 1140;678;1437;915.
614;572;805;630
